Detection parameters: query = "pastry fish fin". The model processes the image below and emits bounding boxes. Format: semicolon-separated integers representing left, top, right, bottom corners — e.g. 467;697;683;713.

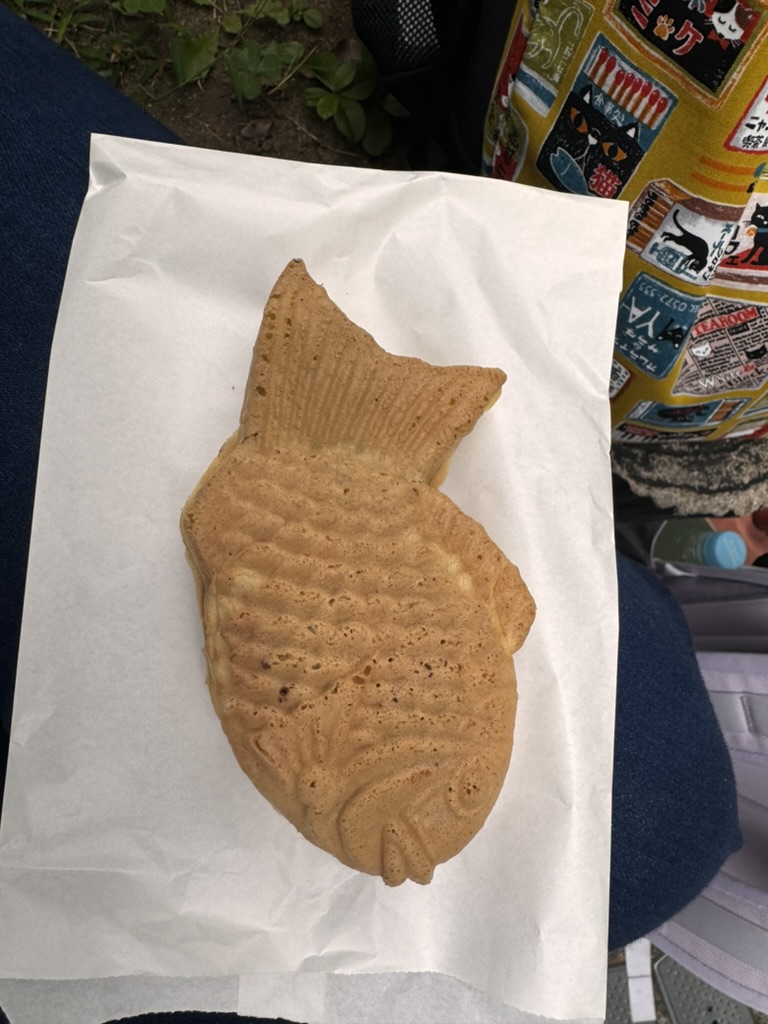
426;488;536;655
240;259;506;483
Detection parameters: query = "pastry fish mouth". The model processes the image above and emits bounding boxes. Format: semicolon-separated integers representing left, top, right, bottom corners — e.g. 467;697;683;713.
300;750;506;886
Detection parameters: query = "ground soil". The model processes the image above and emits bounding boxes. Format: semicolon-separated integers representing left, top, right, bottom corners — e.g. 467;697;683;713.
134;0;413;170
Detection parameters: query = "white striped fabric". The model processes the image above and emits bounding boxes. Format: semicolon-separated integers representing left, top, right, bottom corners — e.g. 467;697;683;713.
650;652;768;1013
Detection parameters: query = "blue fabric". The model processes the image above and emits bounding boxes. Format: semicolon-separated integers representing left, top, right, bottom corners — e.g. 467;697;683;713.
0;9;741;1017
610;555;741;949
0;4;178;736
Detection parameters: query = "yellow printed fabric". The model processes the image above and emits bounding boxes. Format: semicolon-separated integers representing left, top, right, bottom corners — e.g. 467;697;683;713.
483;0;768;452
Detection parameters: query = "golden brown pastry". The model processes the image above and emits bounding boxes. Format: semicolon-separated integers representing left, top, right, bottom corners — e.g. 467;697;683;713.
181;260;535;884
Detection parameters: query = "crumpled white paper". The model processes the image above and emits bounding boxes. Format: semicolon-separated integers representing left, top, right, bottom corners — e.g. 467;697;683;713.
0;134;626;1024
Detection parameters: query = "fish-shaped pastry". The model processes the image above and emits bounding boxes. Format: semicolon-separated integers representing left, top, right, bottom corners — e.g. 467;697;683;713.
181;260;535;885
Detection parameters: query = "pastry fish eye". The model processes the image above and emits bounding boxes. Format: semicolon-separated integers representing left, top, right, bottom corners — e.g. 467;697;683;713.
569;107;590;133
601;140;627;162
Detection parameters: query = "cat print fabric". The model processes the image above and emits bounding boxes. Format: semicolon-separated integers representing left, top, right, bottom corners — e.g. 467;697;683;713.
615;0;760;94
483;0;768;447
739;203;768;266
535;36;675;197
536;84;644;197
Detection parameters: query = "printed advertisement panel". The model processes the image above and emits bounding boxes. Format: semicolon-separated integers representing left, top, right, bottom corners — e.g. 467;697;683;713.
672;296;768;395
536;35;676;198
614;0;763;97
616;272;701;378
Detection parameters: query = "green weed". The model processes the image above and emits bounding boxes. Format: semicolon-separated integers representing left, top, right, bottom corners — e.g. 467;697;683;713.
304;46;407;156
6;0;403;154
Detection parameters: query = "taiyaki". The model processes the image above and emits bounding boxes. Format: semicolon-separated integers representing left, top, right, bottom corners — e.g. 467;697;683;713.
181;260;535;885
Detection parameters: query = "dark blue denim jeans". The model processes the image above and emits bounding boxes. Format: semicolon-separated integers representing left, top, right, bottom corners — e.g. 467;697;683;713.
0;7;740;1019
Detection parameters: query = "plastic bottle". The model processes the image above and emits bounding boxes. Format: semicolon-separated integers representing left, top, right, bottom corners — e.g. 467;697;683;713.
650;517;747;568
709;507;768;567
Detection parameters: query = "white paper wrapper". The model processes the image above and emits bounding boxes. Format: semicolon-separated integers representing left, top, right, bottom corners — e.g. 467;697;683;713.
0;135;626;1024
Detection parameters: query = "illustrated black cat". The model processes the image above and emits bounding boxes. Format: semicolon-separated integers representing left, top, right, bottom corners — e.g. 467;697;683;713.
739;203;768;266
658;317;687;348
660;210;709;274
537;85;643;198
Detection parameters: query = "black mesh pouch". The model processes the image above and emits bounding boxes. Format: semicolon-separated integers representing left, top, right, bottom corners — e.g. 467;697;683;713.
350;0;482;169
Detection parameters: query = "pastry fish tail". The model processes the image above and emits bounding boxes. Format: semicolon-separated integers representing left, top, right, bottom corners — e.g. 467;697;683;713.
239;259;506;484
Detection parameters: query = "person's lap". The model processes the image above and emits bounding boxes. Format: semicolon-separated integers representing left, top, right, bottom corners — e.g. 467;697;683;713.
0;11;741;1019
0;3;179;752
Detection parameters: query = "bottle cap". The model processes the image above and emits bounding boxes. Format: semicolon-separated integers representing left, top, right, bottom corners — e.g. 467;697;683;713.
701;531;747;568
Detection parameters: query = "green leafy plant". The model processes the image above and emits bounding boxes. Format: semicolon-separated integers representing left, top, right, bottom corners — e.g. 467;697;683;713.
7;0;158;85
9;0;110;42
6;0;404;155
304;47;407;156
167;1;321;92
226;37;305;100
170;26;218;83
